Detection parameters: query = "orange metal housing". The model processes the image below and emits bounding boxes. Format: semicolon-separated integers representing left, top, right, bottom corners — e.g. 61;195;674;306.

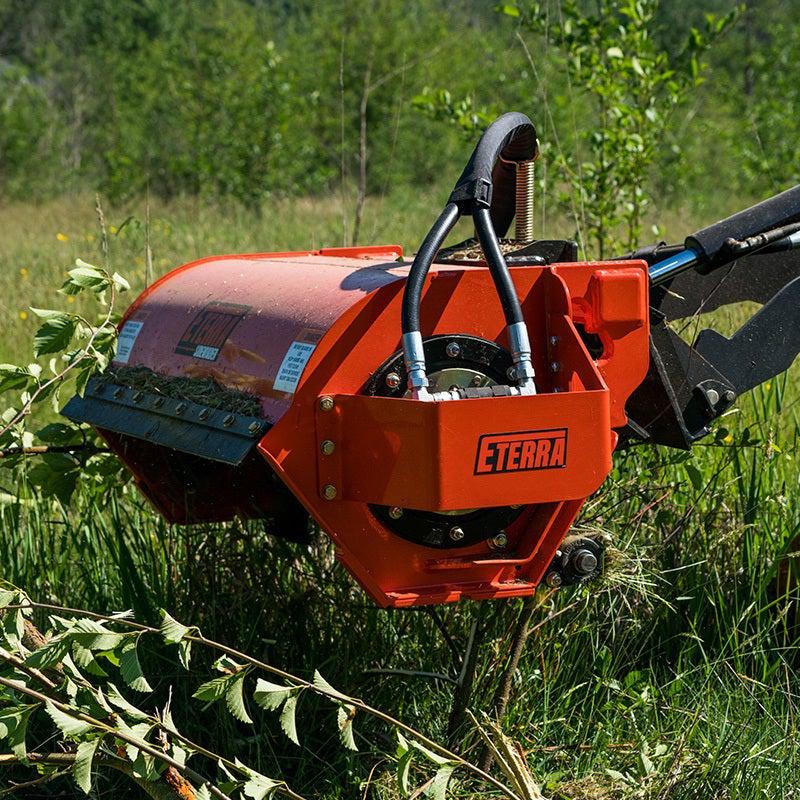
90;245;649;607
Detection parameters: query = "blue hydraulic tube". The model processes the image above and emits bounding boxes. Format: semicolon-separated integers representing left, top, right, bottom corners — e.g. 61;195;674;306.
648;248;699;285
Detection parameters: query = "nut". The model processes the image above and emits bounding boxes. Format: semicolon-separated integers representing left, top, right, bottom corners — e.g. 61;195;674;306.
319;396;335;412
545;571;563;588
507;366;518;381
724;390;735;403
449;525;465;542
489;532;508;549
446;341;461;358
573;548;598;575
248;421;262;435
322;484;337;500
385;372;401;389
388;506;404;520
222;413;235;427
320;439;335;456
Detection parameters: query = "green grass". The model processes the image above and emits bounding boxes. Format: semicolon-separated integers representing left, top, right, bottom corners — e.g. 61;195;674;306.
1;194;799;798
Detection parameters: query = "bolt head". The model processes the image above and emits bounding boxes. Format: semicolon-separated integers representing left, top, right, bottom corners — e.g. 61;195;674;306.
550;361;560;373
385;372;401;389
388;506;404;520
449;525;465;542
705;388;720;407
320;439;335;456
322;484;337;500
446;341;461;358
490;532;508;549
175;402;187;414
545;571;563;588
507;366;518;381
132;391;144;403
222;413;235;426
470;374;483;387
319;396;335;412
573;548;598;575
549;335;559;347
248;421;262;435
724;390;735;403
198;408;210;420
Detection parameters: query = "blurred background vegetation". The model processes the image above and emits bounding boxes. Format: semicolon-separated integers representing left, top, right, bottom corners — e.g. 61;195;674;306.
0;0;796;217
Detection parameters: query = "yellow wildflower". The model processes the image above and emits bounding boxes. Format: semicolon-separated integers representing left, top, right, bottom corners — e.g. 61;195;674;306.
723;433;734;445
109;225;118;234
19;268;28;278
18;310;28;321
67;296;76;304
56;232;69;242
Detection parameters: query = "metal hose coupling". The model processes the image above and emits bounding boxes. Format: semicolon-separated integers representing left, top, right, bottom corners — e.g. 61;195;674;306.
402;331;432;400
507;321;537;392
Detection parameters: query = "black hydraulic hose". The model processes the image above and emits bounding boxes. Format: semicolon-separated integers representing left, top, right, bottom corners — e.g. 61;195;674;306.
473;207;525;326
400;202;460;335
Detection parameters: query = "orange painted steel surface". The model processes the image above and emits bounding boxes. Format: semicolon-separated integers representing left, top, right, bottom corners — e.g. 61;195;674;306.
257;254;649;606
95;245;648;606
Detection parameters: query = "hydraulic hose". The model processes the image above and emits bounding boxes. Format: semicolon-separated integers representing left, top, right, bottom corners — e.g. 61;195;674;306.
401;112;540;397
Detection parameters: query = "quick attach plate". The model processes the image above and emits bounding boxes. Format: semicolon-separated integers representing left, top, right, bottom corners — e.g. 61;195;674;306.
62;377;268;465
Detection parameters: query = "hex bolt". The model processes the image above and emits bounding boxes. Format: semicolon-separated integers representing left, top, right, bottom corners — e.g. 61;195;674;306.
388;506;404;520
385;372;401;389
507;366;518;381
132;391;144;403
153;397;165;408
175;402;187;415
724;390;735;403
470;374;483;387
705;388;720;407
322;484;338;500
198;408;210;421
319;396;335;412
490;532;508;549
550;361;560;373
573;548;598;575
449;525;465;542
545;571;563;588
446;341;461;358
320;439;336;456
113;387;124;399
248;421;262;436
222;413;235;427
549;335;559;347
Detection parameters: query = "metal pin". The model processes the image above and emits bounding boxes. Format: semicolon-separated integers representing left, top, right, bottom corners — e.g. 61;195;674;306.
449;526;465;542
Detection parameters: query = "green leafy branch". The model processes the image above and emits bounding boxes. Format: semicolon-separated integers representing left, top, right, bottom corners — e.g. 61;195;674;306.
0;589;529;800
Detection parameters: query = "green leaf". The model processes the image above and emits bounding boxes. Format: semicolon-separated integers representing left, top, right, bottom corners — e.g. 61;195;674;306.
253;678;293;711
0;705;36;761
30;307;66;320
36;422;81;445
45;702;94;739
279;693;300;745
410;739;451;766
111;272;131;292
119;635;153;693
194;674;234;703
337;704;357;751
106;683;149;721
498;3;520;16
33;314;78;356
241;772;281;800
606;46;624;59
159;610;189;644
67;262;110;292
0;364;35;394
396;749;413;796
196;785;212;800
685;462;704;492
74;737;102;794
26;636;71;670
312;670;351;702
225;671;253;724
426;764;455;800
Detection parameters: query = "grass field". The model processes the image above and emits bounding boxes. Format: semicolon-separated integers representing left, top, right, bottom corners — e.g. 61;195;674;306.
1;194;800;799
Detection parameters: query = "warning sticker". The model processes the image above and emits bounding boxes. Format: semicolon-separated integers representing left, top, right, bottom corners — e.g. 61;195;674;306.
175;301;250;362
273;330;324;394
115;320;144;364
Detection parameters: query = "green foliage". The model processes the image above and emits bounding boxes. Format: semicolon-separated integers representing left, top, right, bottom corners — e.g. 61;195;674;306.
504;0;740;255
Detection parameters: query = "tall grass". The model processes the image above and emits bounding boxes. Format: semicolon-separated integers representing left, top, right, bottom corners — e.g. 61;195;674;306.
1;194;799;798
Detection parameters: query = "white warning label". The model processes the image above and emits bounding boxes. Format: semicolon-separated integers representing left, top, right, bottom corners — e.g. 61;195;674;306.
274;340;318;393
115;320;144;364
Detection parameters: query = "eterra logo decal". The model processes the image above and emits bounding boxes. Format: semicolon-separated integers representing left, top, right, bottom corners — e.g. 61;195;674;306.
175;301;250;361
474;429;567;475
